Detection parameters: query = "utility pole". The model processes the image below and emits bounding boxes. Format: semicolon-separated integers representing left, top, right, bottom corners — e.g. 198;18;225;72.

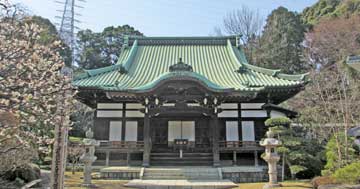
50;0;84;188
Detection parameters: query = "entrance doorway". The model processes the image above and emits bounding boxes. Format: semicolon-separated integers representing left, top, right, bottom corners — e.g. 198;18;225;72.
150;118;211;152
168;121;195;143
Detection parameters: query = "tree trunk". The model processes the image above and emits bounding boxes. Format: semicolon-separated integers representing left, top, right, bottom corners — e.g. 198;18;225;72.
72;162;75;175
282;152;285;181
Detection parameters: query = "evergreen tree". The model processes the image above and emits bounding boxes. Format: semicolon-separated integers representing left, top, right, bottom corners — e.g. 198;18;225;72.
76;25;143;69
265;118;324;179
256;7;307;74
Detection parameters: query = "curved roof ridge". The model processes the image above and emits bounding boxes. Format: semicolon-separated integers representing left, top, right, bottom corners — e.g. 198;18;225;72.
73;64;125;81
226;41;282;76
230;43;249;64
226;39;243;67
243;63;309;82
225;40;308;82
242;63;282;77
277;73;310;81
121;39;138;70
73;40;139;81
129;71;233;92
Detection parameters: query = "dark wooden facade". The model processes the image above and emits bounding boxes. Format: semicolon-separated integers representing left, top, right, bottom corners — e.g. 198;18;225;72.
86;79;295;167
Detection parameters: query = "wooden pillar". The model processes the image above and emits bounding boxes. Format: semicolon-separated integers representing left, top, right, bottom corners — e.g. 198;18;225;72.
233;151;237;166
105;151;110;166
127;152;131;166
142;113;150;167
254;150;259;167
212;114;220;167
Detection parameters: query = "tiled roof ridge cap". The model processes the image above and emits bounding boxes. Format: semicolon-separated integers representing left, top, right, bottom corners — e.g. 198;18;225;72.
127;35;241;46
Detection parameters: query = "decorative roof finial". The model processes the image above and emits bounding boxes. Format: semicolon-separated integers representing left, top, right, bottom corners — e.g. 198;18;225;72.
169;57;193;72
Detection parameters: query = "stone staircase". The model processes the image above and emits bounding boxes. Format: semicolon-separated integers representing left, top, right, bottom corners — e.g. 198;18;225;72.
142;167;221;180
150;152;213;166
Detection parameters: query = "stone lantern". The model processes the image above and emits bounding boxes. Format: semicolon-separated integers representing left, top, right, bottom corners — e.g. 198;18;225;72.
80;128;100;187
260;128;281;189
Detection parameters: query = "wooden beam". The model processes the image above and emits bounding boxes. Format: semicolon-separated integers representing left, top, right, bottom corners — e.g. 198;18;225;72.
233;151;237;166
212;114;220;167
254;150;259;167
127;152;131;166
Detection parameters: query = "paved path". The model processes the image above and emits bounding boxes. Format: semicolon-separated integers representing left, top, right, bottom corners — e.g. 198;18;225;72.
125;179;238;189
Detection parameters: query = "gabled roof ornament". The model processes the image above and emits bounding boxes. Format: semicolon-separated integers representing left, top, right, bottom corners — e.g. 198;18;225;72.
236;66;247;74
169;57;193;72
123;35;129;48
118;65;128;74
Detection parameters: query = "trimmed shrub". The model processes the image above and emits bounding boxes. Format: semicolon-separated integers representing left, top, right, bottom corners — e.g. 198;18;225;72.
333;161;360;184
265;117;292;127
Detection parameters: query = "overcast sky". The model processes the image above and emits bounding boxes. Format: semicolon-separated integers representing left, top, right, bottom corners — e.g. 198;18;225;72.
14;0;317;36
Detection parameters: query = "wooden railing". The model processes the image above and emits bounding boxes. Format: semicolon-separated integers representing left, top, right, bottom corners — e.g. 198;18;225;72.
99;141;145;149
219;141;261;150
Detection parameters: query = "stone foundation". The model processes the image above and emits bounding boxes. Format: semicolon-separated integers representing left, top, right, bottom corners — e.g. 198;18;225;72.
100;167;141;180
221;166;267;183
99;166;268;183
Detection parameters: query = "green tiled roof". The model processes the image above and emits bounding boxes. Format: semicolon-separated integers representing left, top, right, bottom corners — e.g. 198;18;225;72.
73;36;308;92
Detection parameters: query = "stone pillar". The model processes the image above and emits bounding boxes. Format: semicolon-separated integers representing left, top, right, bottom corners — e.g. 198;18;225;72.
82;158;93;185
260;129;281;189
233;151;237;166
127;153;131;166
212;114;220;167
142;113;151;167
105;151;110;166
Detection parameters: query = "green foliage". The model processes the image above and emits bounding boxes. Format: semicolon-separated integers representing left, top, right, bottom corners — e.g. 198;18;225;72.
333;161;360;184
69;136;84;143
265;118;325;179
290;165;307;175
265;117;292;127
302;0;341;25
256;7;307;74
76;25;143;69
301;0;360;26
322;135;357;176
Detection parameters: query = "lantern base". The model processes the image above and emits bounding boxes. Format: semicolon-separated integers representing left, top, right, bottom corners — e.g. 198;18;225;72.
263;183;282;189
81;183;98;188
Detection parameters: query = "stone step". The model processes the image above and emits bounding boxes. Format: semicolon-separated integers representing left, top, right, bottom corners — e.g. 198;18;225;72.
144;172;219;176
150;161;213;166
149;152;213;166
150;152;213;156
150;156;213;160
144;173;184;176
143;176;187;180
125;179;238;189
143;167;220;180
145;169;218;172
